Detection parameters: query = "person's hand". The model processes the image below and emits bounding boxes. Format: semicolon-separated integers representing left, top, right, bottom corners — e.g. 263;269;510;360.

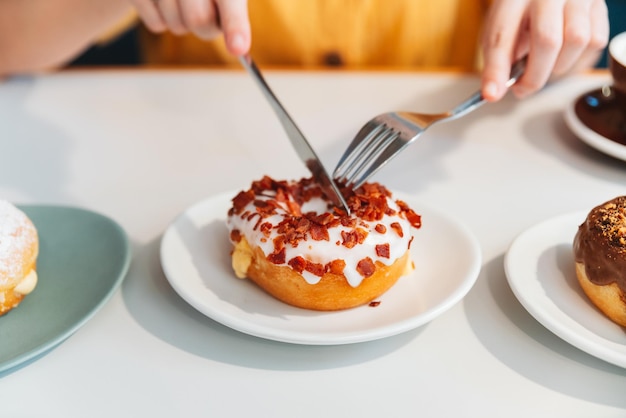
128;0;250;55
481;0;609;102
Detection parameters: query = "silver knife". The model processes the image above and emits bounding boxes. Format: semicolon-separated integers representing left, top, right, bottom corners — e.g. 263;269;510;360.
239;54;351;215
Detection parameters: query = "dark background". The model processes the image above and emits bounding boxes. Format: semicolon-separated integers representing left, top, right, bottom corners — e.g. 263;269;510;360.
69;1;626;68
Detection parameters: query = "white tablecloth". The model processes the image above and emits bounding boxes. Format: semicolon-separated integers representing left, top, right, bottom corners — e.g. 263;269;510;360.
1;69;625;417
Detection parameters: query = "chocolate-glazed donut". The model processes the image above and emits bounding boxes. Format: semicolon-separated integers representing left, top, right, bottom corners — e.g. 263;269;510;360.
574;196;626;327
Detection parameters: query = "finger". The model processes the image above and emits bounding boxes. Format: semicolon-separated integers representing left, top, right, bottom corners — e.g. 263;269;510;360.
481;0;527;101
512;0;564;98
216;0;250;56
570;0;610;72
179;0;221;40
552;0;592;75
156;0;188;35
564;0;609;74
129;0;167;33
589;0;610;51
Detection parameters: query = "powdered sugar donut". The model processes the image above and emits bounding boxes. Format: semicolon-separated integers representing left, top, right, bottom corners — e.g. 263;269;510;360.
0;201;39;316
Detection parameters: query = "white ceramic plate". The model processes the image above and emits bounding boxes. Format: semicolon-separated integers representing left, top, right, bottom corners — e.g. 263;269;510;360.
160;191;481;345
0;206;131;374
564;89;626;162
505;211;626;368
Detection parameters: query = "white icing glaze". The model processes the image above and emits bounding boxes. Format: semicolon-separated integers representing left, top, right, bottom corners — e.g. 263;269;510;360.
227;189;414;287
0;200;37;288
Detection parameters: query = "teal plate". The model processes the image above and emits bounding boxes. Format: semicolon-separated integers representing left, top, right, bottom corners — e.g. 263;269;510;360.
0;205;131;374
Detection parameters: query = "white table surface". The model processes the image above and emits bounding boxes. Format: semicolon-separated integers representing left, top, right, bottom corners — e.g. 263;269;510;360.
1;68;625;417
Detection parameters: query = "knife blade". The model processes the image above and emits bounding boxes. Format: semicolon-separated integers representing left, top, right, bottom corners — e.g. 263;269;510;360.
239;54;351;215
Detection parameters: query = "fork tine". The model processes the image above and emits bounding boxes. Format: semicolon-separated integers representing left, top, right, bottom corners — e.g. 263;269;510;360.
337;132;393;183
334;124;394;184
349;133;414;189
333;121;384;179
337;126;399;187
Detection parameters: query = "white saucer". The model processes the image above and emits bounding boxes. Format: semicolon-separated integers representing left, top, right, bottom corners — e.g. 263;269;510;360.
160;191;481;345
564;88;626;161
505;211;626;368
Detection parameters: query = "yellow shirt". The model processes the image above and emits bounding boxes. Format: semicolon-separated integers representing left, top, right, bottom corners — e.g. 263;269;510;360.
140;0;491;69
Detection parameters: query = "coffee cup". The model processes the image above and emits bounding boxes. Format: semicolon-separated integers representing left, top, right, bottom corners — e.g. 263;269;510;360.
609;31;626;95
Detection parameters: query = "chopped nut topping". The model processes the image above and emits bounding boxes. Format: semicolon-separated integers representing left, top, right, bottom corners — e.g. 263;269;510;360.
591;196;626;250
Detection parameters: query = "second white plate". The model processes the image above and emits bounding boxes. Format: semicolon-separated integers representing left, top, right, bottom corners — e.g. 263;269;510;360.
505;211;626;368
160;191;481;345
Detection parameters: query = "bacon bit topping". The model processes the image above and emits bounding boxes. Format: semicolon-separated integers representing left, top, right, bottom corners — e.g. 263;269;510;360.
273;235;285;253
375;224;386;234
230;229;242;243
397;200;422;228
260;222;273;237
288;256;307;273
341;228;368;248
356;257;376;277
245;214;263;233
274;187;287;202
375;243;390;258
230;190;255;215
341;217;357;228
326;259;346;275
286;200;302;216
341;230;358;249
356;227;369;242
390;222;404;238
305;260;325;277
268;247;286;264
313;212;334;225
309;223;330;241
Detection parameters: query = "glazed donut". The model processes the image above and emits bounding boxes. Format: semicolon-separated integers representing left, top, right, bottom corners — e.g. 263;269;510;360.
573;196;626;327
227;176;422;311
0;201;39;316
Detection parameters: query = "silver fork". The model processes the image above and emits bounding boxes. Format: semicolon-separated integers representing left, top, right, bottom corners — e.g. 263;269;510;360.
333;57;527;189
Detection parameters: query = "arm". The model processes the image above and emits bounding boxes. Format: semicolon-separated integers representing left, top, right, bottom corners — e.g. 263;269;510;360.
0;0;134;76
480;0;610;101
